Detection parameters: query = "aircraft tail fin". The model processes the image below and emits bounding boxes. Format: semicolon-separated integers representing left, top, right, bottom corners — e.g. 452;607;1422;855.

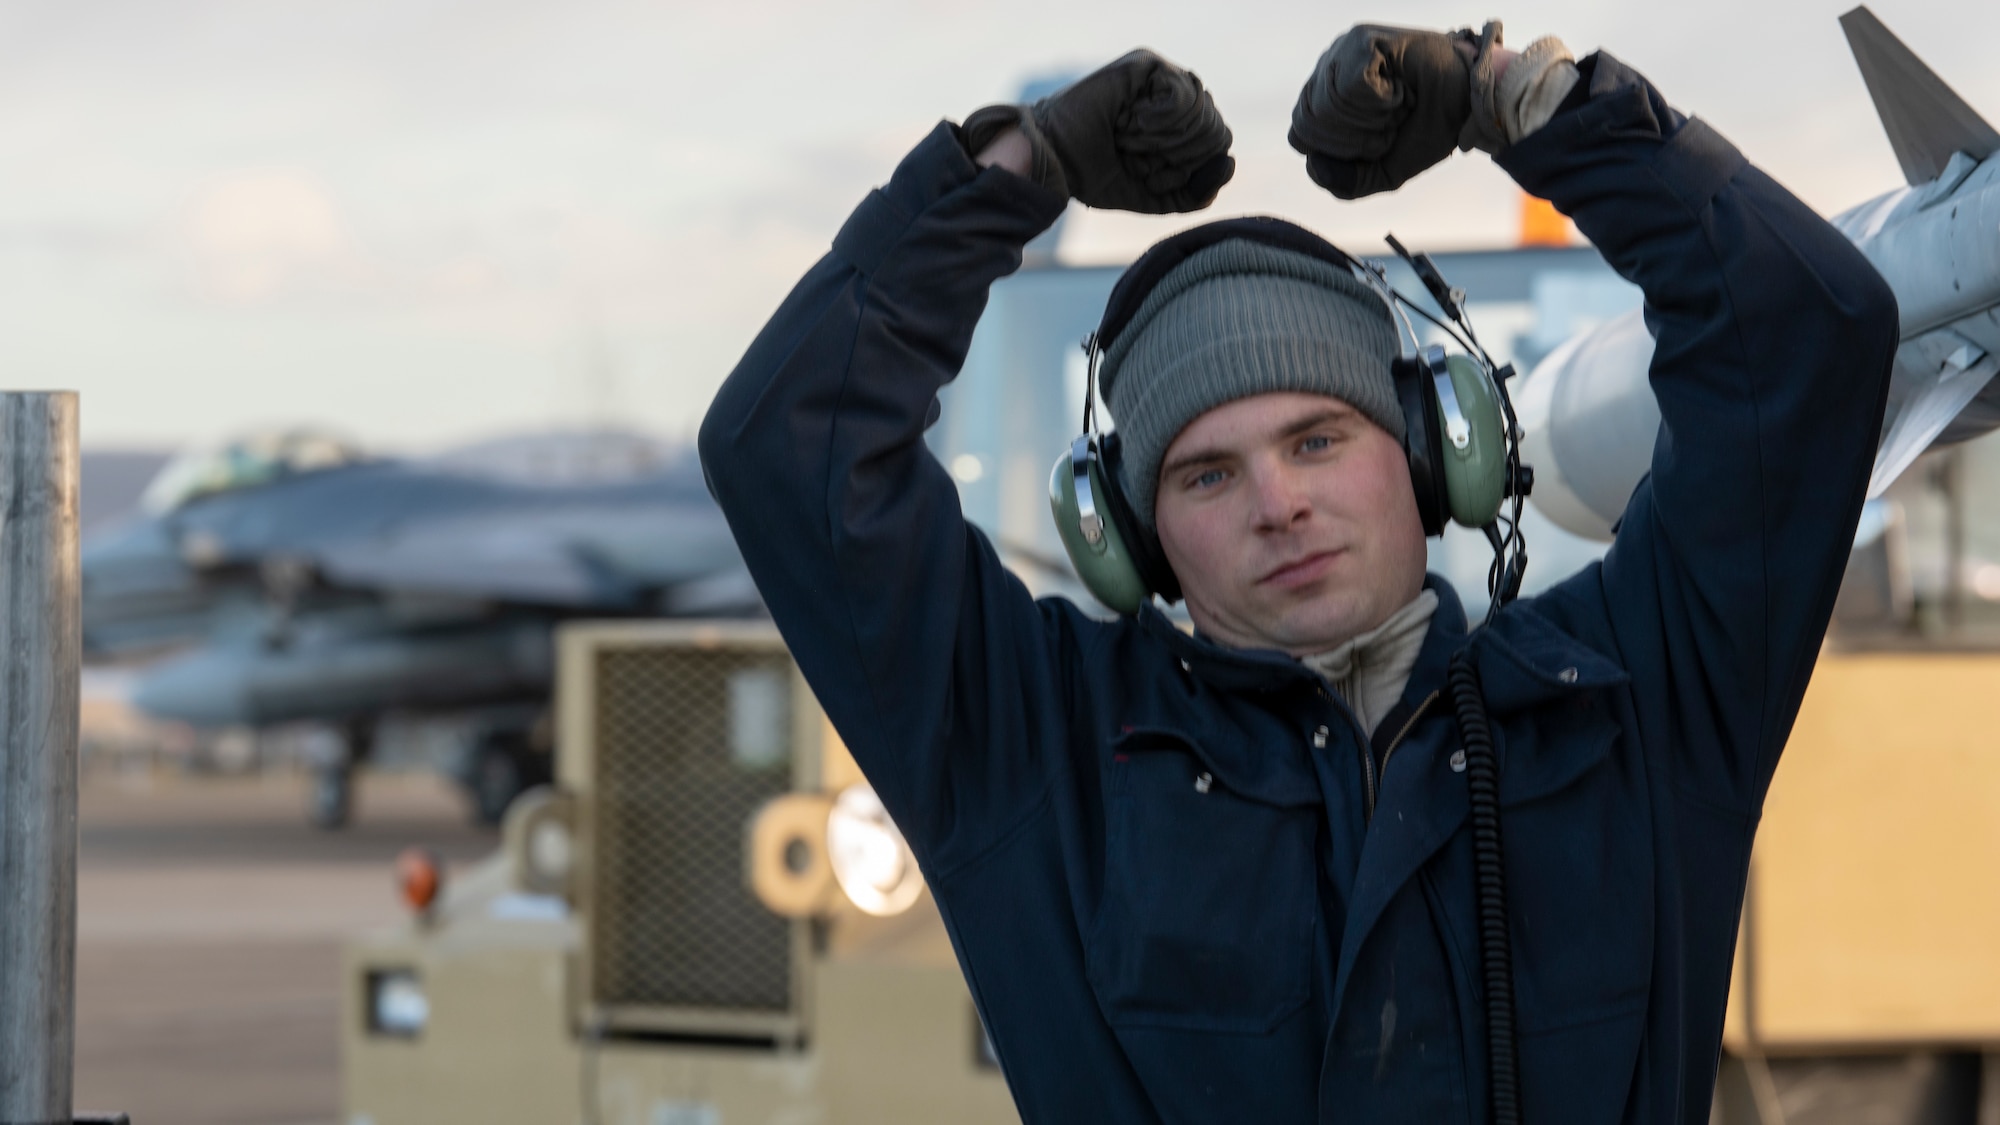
1841;6;2000;186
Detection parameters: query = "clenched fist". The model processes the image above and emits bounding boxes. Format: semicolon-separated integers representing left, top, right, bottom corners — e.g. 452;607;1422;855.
964;49;1235;214
1288;22;1507;199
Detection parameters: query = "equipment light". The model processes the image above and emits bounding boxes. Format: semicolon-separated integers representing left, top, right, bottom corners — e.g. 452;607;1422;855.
527;817;572;886
746;793;835;917
501;787;575;898
365;968;428;1037
826;783;924;916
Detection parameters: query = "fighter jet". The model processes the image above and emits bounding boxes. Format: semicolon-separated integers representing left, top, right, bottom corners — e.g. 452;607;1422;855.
83;429;759;827
1516;6;2000;540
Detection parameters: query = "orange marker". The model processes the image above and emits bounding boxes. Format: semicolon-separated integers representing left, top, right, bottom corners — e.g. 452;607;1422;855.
396;846;445;918
1519;193;1573;247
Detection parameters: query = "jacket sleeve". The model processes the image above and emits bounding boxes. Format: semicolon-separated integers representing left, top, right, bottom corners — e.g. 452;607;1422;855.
1497;54;1900;812
698;123;1081;867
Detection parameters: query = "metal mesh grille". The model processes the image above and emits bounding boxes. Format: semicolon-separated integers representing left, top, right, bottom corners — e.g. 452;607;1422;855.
590;645;795;1015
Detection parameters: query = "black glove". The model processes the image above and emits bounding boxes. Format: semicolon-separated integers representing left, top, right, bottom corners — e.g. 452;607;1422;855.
963;49;1235;214
1288;22;1503;200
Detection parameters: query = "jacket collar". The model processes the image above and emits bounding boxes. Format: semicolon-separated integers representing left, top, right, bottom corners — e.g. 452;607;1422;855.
1395;575;1630;711
1400;574;1471;706
1132;603;1319;693
1133;573;1472;695
1134;572;1626;713
1473;599;1629;711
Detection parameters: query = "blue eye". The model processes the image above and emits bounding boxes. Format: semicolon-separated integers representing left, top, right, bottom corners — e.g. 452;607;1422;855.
1300;434;1333;453
1191;468;1227;490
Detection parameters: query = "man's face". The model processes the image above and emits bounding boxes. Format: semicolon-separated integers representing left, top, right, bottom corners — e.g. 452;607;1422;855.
1152;391;1427;656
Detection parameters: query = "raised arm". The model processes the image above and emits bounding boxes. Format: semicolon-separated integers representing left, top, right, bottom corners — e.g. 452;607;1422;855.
1286;29;1898;811
698;52;1232;864
1495;54;1899;810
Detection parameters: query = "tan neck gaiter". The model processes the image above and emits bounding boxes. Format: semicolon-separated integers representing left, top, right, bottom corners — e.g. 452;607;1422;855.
1299;589;1439;738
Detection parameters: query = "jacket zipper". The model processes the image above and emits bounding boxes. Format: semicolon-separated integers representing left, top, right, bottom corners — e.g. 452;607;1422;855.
1364;689;1439;821
1358;723;1377;820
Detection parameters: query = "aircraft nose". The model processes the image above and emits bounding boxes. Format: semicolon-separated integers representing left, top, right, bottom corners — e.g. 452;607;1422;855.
83;517;199;599
80;516;225;657
131;649;251;728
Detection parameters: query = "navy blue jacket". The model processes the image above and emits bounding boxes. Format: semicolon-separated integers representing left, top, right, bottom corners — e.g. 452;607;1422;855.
700;54;1898;1124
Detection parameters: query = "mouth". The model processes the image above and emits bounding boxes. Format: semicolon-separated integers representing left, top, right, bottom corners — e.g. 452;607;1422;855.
1259;550;1342;589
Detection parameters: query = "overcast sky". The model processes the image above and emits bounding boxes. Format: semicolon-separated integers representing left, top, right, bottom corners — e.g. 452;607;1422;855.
0;0;1987;451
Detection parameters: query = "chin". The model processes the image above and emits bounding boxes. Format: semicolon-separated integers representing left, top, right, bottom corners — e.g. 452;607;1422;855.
1259;597;1379;655
1189;577;1408;655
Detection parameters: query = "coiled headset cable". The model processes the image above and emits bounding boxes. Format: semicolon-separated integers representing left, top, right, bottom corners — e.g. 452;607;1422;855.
1449;650;1521;1125
1389;233;1527;1124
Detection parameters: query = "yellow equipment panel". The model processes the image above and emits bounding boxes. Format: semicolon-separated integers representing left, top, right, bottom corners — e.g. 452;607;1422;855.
1726;649;2000;1052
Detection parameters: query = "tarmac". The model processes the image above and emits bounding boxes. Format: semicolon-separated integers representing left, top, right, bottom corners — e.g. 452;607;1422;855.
73;762;495;1125
63;757;1997;1125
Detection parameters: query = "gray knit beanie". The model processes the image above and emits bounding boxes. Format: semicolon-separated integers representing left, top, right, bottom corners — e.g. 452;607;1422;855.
1099;239;1404;528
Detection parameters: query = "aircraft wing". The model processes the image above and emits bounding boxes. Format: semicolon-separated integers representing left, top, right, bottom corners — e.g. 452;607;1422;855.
310;501;750;610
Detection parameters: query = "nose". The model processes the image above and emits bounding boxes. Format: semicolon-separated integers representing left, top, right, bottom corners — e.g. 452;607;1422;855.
1249;460;1311;532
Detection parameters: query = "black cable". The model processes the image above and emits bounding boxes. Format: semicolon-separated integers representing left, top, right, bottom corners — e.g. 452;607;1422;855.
1394;296;1481;360
1382;262;1531;624
1449;650;1522;1125
1079;334;1100;435
1385;238;1526;1118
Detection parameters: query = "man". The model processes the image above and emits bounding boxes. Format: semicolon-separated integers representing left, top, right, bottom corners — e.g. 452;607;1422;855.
700;23;1897;1125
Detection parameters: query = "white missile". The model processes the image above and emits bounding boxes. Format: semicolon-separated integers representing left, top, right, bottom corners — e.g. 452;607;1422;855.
1518;6;2000;541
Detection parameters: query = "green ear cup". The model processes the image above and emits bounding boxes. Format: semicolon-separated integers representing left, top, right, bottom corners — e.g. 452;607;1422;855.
1439;353;1508;529
1048;445;1151;615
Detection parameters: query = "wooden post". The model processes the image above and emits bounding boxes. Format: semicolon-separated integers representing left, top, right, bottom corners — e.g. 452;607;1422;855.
0;392;80;1125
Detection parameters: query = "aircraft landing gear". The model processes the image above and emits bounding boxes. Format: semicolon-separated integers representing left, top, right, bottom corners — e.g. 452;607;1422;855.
464;729;551;828
309;721;374;830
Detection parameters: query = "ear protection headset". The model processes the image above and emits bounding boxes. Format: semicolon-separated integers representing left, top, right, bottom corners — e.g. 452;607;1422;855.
1048;216;1532;618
